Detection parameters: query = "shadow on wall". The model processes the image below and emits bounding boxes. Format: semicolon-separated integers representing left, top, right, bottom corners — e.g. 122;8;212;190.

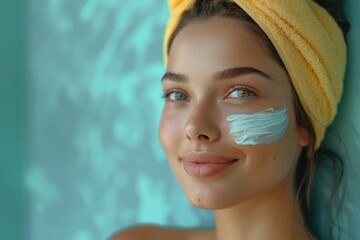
0;1;27;240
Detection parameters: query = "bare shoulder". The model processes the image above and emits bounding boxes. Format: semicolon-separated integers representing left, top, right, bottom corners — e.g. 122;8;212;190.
110;225;215;240
109;225;160;240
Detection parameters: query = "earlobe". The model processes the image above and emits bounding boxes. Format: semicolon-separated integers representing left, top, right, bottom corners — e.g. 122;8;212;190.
298;128;310;147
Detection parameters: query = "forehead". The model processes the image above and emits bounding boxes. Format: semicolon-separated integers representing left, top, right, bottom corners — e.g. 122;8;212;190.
167;17;276;73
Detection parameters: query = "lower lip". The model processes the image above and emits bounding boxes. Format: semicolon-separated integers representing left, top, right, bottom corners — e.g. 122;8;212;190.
182;160;238;178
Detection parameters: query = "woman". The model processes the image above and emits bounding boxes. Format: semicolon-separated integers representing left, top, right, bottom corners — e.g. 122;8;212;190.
113;0;349;239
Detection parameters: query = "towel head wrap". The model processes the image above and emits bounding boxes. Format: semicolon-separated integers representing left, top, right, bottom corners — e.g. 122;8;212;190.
164;0;347;149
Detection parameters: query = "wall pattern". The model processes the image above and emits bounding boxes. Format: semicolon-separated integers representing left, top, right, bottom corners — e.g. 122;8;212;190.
23;0;360;240
26;0;213;239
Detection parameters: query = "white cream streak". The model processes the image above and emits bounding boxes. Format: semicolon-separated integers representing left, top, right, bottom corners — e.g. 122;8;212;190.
226;105;289;145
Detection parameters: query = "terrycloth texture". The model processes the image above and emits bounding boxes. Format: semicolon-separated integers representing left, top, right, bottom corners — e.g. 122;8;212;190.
164;0;347;149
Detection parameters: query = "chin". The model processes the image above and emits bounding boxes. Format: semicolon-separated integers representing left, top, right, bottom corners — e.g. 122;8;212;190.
187;194;238;210
183;184;241;210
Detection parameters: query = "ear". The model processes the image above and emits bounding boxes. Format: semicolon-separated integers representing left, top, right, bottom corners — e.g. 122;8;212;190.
297;127;310;147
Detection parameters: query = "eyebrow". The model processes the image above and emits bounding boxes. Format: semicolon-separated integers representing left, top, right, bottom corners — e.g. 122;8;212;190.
161;66;273;82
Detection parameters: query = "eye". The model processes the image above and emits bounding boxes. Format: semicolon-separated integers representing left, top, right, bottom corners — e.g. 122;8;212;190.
163;90;189;102
226;86;256;99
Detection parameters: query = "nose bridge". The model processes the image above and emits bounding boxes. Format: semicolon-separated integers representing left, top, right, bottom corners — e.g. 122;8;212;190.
185;98;221;142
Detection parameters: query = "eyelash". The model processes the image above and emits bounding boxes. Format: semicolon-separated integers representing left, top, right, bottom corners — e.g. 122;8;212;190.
162;85;257;103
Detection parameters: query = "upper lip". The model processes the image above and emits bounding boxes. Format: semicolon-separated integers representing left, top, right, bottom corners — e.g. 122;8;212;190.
180;151;237;163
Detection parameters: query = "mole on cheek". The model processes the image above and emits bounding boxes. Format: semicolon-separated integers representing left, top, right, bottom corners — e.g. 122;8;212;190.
273;155;277;159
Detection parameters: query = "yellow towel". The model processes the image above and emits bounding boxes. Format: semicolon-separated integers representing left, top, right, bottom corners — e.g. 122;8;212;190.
164;0;347;149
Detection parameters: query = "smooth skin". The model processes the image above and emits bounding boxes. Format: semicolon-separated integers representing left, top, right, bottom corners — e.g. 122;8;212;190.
113;16;315;240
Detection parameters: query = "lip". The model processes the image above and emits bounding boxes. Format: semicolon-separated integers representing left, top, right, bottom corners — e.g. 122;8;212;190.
180;151;238;178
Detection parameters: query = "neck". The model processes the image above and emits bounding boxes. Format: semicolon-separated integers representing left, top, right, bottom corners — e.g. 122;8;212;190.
214;182;315;240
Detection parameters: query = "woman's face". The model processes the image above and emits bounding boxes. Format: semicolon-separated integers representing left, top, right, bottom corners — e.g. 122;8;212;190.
159;17;309;209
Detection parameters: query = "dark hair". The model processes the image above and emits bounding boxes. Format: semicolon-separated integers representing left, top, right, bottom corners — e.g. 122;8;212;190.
167;0;349;238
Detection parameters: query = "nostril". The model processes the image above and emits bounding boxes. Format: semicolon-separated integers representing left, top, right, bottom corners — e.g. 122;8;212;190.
198;134;210;140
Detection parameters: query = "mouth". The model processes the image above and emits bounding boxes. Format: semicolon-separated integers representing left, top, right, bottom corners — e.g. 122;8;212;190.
179;151;238;178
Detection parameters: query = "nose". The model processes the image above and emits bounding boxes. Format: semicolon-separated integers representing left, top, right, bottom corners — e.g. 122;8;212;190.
185;103;221;143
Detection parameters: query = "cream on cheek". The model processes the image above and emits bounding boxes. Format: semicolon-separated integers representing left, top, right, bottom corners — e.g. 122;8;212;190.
226;105;289;145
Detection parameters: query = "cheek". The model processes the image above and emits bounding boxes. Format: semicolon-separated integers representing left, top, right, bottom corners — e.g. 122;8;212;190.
159;111;184;156
242;144;295;195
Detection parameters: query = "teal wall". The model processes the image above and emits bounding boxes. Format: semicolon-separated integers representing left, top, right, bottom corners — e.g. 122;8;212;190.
25;0;212;239
0;1;27;240
0;0;359;239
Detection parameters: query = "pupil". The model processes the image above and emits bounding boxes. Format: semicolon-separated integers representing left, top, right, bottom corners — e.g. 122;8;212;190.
175;92;184;100
237;89;247;97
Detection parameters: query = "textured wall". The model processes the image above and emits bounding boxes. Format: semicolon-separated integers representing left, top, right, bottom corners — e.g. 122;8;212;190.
1;0;359;239
26;0;212;240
